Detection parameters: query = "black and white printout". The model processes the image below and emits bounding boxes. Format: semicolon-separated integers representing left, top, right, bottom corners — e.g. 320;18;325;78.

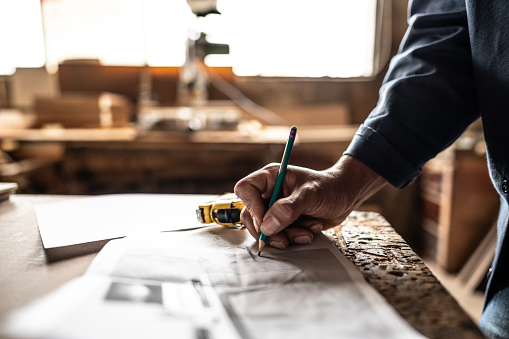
2;223;425;339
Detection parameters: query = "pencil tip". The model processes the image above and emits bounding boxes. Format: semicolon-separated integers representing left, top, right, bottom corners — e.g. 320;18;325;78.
258;251;261;257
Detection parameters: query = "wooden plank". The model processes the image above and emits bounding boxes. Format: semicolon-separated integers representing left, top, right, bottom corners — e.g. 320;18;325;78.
458;223;497;292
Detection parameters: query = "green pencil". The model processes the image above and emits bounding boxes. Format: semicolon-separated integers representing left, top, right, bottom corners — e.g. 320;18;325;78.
258;126;297;256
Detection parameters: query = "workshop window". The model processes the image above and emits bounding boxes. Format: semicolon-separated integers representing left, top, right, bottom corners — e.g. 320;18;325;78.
0;0;46;75
1;0;388;78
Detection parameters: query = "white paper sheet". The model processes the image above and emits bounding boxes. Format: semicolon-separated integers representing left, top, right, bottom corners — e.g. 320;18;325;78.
2;225;426;339
35;194;216;251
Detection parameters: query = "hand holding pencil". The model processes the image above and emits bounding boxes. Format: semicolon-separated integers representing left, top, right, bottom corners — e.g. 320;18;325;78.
234;136;388;252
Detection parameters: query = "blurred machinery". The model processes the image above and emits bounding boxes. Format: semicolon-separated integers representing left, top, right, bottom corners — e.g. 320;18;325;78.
137;0;234;132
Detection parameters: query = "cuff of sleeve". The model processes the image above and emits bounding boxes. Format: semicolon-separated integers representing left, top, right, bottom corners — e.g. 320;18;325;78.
344;125;422;189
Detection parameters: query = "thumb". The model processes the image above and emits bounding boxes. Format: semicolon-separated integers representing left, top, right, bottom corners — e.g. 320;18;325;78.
260;196;306;236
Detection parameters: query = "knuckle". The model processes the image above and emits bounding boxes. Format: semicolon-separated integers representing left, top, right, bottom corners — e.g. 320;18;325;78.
264;162;280;170
233;181;245;197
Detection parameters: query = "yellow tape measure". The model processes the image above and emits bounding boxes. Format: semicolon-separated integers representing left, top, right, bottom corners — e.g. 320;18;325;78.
196;193;245;228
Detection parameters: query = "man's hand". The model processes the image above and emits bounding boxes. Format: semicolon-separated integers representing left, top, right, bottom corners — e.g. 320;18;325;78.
234;155;387;250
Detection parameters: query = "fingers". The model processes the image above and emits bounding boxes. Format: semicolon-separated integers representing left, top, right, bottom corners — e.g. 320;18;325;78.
242;206;316;250
235;163;336;251
234;165;278;232
265;232;289;250
284;227;314;245
259;193;312;236
264;227;315;250
266;218;320;248
240;204;290;250
240;206;258;239
293;218;324;234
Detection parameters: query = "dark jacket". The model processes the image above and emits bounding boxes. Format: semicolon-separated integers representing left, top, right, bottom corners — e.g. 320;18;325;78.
345;1;509;336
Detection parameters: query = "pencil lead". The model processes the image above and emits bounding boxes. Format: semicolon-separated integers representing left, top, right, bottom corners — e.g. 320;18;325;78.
258;251;261;257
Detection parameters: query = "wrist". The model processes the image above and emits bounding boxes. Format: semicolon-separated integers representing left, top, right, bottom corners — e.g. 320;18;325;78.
327;155;387;210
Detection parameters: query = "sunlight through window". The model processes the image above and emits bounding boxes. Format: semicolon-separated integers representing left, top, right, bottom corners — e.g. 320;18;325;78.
214;0;378;77
1;0;381;78
0;0;46;75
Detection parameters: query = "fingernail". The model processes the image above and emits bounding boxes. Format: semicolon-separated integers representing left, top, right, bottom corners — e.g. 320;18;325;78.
253;218;260;233
261;215;281;234
269;241;287;250
295;235;312;244
309;223;323;234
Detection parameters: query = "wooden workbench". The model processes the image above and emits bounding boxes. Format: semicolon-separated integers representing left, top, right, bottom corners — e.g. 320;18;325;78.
0;195;484;338
325;213;484;338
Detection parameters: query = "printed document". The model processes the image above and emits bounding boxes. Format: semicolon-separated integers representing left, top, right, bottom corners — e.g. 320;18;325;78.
2;225;425;339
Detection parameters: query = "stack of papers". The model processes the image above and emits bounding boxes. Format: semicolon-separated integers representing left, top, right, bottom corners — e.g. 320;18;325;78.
0;182;18;202
2;218;425;339
35;194;216;261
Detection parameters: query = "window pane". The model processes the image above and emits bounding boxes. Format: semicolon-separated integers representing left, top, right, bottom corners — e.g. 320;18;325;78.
213;0;378;78
39;0;379;78
0;0;46;75
42;0;147;70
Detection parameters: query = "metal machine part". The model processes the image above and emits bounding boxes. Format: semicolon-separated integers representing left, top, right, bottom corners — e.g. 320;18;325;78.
186;0;220;17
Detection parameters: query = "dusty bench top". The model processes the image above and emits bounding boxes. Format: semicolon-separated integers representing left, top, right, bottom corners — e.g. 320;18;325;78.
324;211;484;339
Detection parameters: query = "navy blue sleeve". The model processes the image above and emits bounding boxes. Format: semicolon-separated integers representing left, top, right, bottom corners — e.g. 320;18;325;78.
345;0;480;188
